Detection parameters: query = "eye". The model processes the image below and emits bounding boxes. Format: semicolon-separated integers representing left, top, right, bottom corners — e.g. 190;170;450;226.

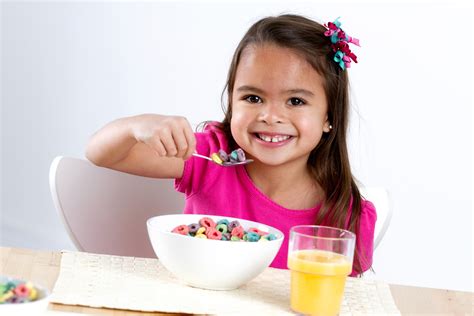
244;95;262;104
288;97;306;106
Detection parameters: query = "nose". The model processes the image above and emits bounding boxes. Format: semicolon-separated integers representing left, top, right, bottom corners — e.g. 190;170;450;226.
258;103;285;125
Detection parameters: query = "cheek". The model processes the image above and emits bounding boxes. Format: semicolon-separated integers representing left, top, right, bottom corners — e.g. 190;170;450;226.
230;108;246;128
298;116;325;140
299;115;322;130
230;115;241;141
230;110;250;144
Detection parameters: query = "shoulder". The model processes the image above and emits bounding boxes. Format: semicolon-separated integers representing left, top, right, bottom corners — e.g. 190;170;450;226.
361;199;376;216
359;198;377;228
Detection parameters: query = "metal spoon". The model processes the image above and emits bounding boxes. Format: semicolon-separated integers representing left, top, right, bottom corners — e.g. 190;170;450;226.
192;153;253;167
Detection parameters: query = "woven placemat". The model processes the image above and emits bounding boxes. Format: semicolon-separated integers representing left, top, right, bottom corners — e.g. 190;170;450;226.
50;251;400;315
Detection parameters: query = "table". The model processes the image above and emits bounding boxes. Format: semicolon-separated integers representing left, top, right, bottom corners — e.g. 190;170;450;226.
1;247;472;315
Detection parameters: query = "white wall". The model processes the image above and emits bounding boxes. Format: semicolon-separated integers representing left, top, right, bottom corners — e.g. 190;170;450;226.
1;1;472;292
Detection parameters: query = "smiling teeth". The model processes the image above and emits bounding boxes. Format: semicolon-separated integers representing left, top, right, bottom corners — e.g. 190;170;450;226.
257;134;291;143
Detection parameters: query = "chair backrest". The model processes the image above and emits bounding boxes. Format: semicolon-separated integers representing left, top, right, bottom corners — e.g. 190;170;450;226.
359;187;392;250
49;156;184;258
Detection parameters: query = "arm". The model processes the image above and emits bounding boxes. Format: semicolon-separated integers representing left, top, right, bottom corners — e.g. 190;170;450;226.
85;114;196;179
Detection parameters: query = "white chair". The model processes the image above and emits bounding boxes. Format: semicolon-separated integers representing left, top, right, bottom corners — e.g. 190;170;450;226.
49;156;184;258
359;187;392;250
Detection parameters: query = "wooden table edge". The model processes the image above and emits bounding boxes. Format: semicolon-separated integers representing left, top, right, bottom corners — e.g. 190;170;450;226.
1;247;472;315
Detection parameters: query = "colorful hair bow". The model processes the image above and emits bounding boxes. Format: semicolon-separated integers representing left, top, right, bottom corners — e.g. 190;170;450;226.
324;17;360;70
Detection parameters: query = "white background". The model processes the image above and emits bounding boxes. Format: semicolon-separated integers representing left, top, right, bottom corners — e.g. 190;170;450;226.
1;1;472;292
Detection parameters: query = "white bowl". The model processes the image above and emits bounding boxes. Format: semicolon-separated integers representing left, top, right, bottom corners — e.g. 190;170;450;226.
147;214;284;290
0;276;50;314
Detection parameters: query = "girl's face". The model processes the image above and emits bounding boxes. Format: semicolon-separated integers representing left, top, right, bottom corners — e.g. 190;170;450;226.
230;44;330;168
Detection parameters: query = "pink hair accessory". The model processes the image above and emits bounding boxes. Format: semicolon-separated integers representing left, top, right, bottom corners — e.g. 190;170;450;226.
324;17;360;70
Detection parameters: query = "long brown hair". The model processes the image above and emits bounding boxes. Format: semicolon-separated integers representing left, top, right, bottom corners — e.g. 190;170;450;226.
218;14;367;275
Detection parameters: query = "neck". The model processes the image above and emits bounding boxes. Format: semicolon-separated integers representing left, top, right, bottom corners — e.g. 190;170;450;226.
245;160;323;209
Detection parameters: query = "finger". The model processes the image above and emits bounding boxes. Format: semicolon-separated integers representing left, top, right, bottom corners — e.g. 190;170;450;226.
141;135;167;157
159;130;178;157
183;126;196;160
152;139;167;157
172;129;189;159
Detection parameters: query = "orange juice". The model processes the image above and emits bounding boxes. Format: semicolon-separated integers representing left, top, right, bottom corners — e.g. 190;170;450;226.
288;249;352;316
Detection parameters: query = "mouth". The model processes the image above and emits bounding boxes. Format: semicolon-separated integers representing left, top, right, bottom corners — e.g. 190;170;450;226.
254;133;294;144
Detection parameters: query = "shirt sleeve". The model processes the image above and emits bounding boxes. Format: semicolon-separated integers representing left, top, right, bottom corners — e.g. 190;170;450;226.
351;199;377;276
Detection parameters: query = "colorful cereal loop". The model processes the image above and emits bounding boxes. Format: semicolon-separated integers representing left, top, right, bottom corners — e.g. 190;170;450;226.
206;227;222;240
211;153;223;165
199;217;216;229
172;225;189;235
246;232;260;242
265;233;277;241
228;220;240;230
248;227;268;236
196;227;206;235
218;149;229;162
215;223;228;234
216;219;230;226
188;223;200;235
231;225;244;238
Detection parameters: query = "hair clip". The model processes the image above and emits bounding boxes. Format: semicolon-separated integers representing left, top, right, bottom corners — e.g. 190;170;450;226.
324;17;360;70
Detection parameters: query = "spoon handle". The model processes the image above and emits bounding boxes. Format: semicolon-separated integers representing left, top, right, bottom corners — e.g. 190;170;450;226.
192;153;214;162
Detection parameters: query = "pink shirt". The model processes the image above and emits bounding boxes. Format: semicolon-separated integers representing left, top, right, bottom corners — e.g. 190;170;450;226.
175;125;376;275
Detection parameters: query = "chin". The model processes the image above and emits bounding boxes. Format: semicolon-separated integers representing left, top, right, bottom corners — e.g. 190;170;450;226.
248;155;293;167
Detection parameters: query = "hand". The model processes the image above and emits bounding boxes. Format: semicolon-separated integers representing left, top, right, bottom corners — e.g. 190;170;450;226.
132;114;196;160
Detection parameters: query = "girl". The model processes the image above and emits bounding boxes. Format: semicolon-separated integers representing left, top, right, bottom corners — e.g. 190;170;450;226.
86;14;376;276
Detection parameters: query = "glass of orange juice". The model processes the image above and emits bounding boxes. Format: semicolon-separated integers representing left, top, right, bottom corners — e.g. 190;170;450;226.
287;225;355;316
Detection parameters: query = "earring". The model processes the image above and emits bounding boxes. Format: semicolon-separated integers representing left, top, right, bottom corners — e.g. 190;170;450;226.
329;125;333;130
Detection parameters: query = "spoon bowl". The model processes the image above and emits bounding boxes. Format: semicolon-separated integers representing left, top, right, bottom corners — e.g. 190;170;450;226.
192;153;253;167
222;160;253;166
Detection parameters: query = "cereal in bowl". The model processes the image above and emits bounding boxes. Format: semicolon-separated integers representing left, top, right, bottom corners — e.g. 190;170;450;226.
171;216;278;241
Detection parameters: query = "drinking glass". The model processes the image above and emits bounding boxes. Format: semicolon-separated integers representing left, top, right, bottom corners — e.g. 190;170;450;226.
288;225;356;316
